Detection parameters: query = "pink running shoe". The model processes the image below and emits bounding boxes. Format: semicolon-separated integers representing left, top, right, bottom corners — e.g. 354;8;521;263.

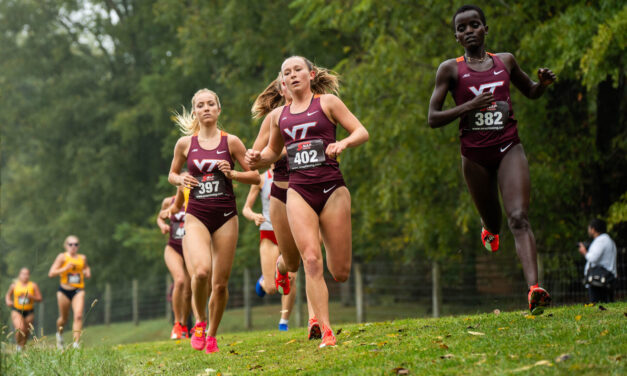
190;322;207;351
205;336;219;353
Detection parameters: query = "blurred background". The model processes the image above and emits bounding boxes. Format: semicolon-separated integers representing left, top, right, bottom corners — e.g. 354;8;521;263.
1;0;625;344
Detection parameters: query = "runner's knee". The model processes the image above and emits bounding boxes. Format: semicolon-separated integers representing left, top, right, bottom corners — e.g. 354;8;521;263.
330;266;350;283
302;252;323;276
508;210;529;232
211;281;228;296
193;268;210;281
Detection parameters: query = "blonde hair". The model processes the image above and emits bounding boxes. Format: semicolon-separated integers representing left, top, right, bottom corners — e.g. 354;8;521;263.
251;73;285;119
173;89;221;135
284;56;340;96
64;235;79;245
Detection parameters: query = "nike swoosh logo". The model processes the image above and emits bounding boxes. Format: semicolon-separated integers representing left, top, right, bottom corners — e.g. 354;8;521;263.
494;70;504;75
462;73;470;78
191;149;198;152
216;150;227;154
224;211;234;217
282;117;288;121
307;111;318;116
500;142;513;153
323;185;337;194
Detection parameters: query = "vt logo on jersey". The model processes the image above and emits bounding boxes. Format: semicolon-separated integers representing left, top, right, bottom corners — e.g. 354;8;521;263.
284;122;317;141
193;159;220;173
469;81;504;96
174;212;185;221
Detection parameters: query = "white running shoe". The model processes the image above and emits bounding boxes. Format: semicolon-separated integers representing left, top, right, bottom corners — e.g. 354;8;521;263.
16;345;23;352
56;332;64;350
72;342;80;349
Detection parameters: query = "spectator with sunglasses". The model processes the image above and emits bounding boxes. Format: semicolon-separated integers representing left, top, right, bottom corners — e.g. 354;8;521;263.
48;235;91;349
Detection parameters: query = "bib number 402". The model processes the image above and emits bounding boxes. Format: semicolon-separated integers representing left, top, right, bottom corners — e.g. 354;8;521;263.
293;150;319;165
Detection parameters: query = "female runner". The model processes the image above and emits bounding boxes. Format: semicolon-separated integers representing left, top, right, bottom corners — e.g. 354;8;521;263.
157;187;192;339
168;89;259;353
242;168;296;331
247;57;369;347
48;235;91;348
4;267;42;351
428;5;555;314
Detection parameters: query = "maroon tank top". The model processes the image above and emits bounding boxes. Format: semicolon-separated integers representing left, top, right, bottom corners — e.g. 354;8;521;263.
453;53;518;148
272;156;289;182
168;198;186;246
186;132;236;206
278;95;343;184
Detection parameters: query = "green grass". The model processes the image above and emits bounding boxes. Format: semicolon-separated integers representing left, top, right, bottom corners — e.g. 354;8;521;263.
2;303;625;375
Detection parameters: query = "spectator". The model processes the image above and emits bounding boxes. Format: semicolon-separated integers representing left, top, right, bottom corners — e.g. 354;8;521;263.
579;219;617;303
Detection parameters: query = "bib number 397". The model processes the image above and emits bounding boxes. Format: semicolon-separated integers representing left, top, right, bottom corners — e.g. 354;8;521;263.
287;139;326;170
469;101;509;131
193;174;226;199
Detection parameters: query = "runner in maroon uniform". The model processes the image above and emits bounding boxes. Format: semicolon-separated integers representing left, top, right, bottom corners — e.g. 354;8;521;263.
157;188;191;340
168;89;259;353
247;57;369;348
428;5;555;314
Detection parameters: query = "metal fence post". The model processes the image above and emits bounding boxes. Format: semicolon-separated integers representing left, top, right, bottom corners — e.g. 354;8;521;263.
104;283;111;325
38;301;44;336
355;263;365;323
243;268;252;330
432;261;442;318
132;279;139;326
165;274;172;322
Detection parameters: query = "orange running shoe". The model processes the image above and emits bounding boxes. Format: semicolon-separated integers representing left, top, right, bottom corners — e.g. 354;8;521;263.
275;259;290;295
170;322;183;340
528;285;551;315
308;317;322;340
319;325;336;348
481;227;499;252
181;325;188;339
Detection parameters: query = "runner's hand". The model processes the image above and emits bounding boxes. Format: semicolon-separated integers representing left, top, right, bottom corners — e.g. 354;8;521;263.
217;160;234;179
467;92;494;110
179;172;198;188
159;223;170;234
245;149;261;168
537;68;556;87
253;213;265;226
326;141;346;159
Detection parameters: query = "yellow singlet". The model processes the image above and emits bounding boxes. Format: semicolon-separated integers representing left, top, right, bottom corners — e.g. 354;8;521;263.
13;281;35;311
60;252;85;289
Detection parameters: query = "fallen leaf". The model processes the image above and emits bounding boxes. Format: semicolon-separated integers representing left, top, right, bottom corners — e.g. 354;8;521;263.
624;312;627;318
377;341;387;347
555;354;571;362
285;339;297;344
576;340;588;345
525;315;536;320
575;315;582;321
392;367;409;375
228;350;239;355
600;329;609;336
467;331;485;336
204;368;216;374
440;354;454;359
493;309;501;315
498;327;508;331
336;328;342;335
256;349;266;353
175;340;181;345
547;313;554;317
249;365;262;370
386;334;398;338
584;303;594;307
598;305;607;311
535;360;552;366
511;360;552;373
509;355;519;359
609;355;622;362
342;340;352;345
228;341;243;346
439;343;449;350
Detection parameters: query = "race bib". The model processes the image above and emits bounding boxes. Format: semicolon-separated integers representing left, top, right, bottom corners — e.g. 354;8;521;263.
18;297;30;305
68;273;81;285
173;223;185;240
192;173;226;199
286;139;326;171
468;101;509;131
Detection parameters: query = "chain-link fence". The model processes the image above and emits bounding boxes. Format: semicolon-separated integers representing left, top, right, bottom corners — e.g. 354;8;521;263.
7;248;625;339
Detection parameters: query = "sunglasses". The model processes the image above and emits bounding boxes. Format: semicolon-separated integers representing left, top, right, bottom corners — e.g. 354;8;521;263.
67;243;80;247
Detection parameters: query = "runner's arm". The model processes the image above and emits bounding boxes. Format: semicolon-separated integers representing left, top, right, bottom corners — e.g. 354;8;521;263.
322;94;369;158
250;117;284;170
5;284;14;306
428;60;494;128
30;283;43;302
504;53;555;99
83;255;91;279
224;135;261;185
157;197;172;234
168;137;199;189
48;253;70;278
242;174;265;225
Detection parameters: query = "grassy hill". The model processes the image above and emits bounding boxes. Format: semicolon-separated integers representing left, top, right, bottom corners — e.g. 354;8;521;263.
2;302;625;375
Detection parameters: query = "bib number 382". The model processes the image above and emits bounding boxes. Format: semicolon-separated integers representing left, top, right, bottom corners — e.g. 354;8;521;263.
469;101;509;131
287;139;326;170
193;173;226;199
